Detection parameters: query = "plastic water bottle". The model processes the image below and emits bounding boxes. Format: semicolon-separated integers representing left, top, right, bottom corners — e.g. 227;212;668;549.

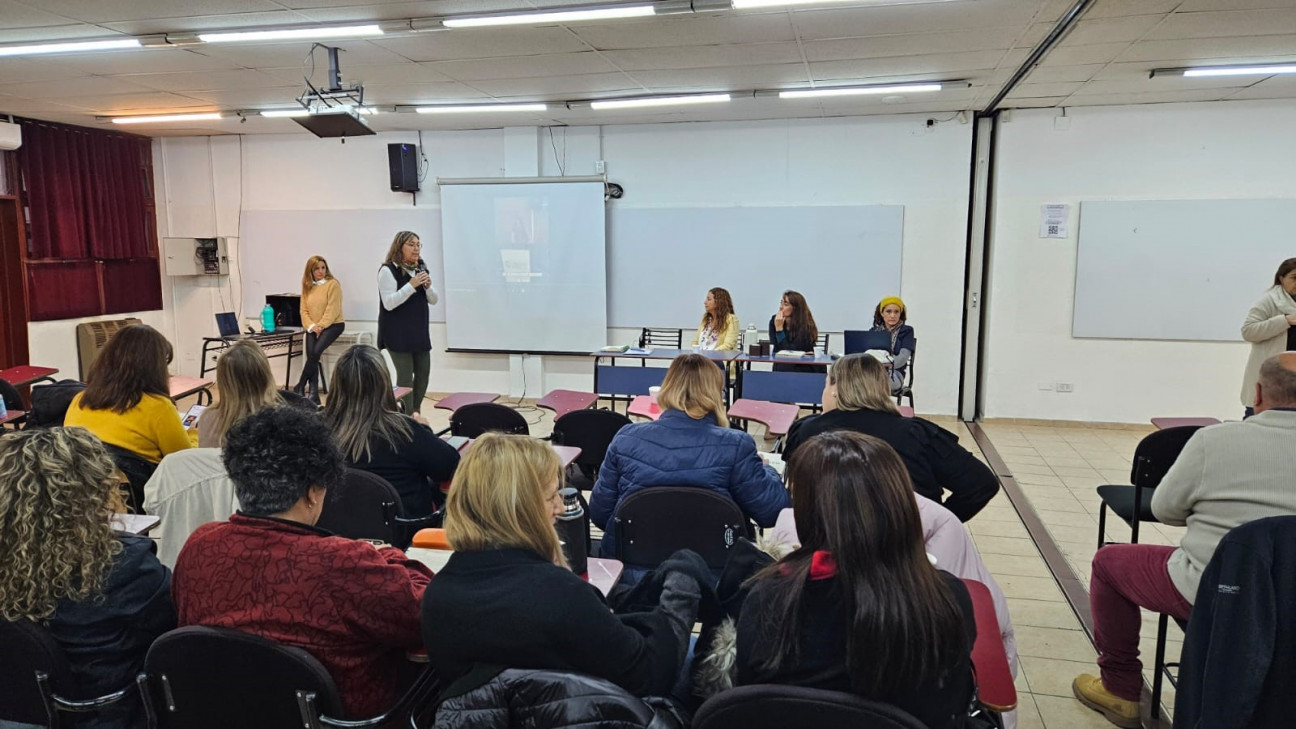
555;488;588;575
0;390;7;419
261;304;276;333
746;323;757;351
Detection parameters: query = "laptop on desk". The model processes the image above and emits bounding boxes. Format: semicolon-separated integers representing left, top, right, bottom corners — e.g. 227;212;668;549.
844;330;894;355
215;312;246;341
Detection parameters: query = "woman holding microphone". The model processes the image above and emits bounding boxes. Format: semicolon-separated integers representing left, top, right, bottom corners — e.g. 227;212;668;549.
1241;257;1296;417
378;231;438;416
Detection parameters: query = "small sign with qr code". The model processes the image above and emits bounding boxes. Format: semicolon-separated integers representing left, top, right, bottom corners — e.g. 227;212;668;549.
1040;204;1070;239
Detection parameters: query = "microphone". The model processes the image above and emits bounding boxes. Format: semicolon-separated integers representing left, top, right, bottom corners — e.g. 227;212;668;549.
414;259;429;288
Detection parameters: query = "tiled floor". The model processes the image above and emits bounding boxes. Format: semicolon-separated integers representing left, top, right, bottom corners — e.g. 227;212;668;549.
249;389;1174;729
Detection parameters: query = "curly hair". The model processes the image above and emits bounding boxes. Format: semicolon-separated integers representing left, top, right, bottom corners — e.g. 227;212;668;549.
223;406;346;516
0;427;122;621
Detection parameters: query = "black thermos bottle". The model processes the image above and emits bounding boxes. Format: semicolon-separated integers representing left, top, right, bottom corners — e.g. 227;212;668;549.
555;487;588;575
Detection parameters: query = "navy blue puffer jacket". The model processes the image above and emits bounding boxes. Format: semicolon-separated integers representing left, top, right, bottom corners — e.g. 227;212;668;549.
589;411;789;558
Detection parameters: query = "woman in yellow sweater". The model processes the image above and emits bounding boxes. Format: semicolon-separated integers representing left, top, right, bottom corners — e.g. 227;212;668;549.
691;287;740;351
295;255;345;403
65;324;197;467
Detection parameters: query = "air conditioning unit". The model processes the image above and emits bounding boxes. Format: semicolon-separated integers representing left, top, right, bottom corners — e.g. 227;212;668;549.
76;318;142;379
0;121;21;151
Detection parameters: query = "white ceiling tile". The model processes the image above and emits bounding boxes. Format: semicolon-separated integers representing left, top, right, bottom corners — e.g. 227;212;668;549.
190;39;411;68
627;63;811;91
119;69;295;93
0;1;84;29
1062;14;1167;45
601;43;803;72
275;0;522;13
802;28;1021;63
58;92;215;113
571;14;796;50
469;72;642;98
0;75;159;99
811;50;1013;80
30;0;287;24
1004;81;1084;98
0;94;84;113
1119;34;1296;63
0;24;115;44
1072;77;1252;95
359;81;493;103
1175;0;1296;10
0;58;93;84
181;86;313;106
426;52;619;82
1061;88;1234;105
1020;64;1104;83
1002;96;1065;108
1145;9;1296;39
1038;42;1130;66
1016;22;1057;49
372;29;591;62
261;61;455;85
789;0;1044;39
1086;0;1182;18
100;11;312;35
38;48;243;75
1225;75;1296;99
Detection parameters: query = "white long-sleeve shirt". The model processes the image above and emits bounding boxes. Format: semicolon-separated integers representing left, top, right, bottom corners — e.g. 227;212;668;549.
378;265;438;312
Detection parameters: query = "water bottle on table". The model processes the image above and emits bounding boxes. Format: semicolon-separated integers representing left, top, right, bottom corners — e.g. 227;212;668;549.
260;304;276;333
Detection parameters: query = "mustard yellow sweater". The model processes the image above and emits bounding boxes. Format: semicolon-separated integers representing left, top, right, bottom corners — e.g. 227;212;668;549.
65;392;198;464
301;278;344;331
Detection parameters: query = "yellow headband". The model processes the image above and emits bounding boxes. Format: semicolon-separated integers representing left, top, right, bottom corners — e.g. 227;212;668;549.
878;296;905;313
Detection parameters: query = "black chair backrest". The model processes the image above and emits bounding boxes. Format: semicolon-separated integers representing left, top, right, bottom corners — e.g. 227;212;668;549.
103;443;158;514
0;378;23;412
1130;425;1203;487
693;684;927;729
0;620;73;726
450;402;529;438
816;332;830;352
551;409;632;476
638;327;682;349
316;467;403;544
613;486;753;569
27;379;86;428
142;625;343;729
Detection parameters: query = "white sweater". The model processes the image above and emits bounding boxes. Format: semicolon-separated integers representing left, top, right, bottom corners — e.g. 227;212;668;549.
1152;409;1296;601
1240;286;1296;407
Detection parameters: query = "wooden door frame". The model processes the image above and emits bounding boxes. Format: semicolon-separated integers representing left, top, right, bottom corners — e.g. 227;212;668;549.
0;151;30;369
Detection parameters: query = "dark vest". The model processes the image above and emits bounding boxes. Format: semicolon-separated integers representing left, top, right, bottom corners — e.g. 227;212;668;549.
377;262;431;353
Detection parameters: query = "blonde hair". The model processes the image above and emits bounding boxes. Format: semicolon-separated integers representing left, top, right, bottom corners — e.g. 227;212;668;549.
444;433;566;567
829;354;899;414
657;353;729;427
383;231;421;267
0;427;122;621
204;340;283;447
301;255;333;297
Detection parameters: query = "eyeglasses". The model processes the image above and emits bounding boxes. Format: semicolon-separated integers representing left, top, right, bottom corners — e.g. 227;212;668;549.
405;241;422;248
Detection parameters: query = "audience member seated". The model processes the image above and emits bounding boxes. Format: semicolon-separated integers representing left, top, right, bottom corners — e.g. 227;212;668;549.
172;406;431;719
735;431;977;729
323;345;460;517
691;287;740;351
783;354;998;521
0;427;175;729
422;433;703;701
197;339;305;448
869;296;916;394
64;324;197;465
1071;352;1296;728
142;448;235;569
589;354;790;560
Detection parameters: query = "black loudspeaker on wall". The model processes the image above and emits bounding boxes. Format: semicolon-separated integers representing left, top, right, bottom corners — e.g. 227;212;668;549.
388;143;419;193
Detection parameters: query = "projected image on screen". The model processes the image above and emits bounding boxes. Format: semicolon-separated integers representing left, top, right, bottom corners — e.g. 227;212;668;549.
441;181;607;353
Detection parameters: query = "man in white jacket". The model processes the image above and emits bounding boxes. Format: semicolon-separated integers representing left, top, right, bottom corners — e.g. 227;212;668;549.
1073;353;1296;728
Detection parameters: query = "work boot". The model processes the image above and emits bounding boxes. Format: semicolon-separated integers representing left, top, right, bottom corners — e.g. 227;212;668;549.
1072;674;1140;728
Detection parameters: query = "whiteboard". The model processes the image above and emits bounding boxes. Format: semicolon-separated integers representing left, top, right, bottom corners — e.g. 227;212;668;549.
1073;200;1296;341
608;205;904;332
239;209;444;323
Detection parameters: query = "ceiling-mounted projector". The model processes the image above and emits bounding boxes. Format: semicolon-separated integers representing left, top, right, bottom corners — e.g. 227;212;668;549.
293;44;375;139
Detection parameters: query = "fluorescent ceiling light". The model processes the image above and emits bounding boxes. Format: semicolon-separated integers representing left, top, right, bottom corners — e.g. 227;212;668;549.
590;93;731;110
442;5;655;28
0;38;140;57
259;109;312;118
780;83;942;99
198;24;383;43
416;104;547;114
111;112;223;124
1182;64;1296;77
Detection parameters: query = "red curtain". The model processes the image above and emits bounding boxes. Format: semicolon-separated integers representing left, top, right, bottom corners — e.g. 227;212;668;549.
26;261;100;321
103;259;163;314
17;120;152;260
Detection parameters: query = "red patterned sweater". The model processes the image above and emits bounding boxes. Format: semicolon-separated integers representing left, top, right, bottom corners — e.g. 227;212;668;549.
172;514;432;718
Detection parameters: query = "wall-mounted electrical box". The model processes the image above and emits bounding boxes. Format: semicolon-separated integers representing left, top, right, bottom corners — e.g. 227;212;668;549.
164;237;229;276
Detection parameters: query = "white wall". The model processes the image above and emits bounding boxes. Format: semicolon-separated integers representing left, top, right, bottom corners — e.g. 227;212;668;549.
148;114;973;412
984;100;1296;423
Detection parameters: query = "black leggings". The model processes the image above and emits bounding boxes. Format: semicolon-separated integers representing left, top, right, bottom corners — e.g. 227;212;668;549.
302;322;344;389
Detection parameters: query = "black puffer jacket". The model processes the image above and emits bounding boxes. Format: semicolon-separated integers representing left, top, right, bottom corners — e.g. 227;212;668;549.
432;667;685;729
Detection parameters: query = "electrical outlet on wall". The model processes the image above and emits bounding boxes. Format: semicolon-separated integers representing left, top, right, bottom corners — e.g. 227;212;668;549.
1056;383;1074;393
1038;383;1055;391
